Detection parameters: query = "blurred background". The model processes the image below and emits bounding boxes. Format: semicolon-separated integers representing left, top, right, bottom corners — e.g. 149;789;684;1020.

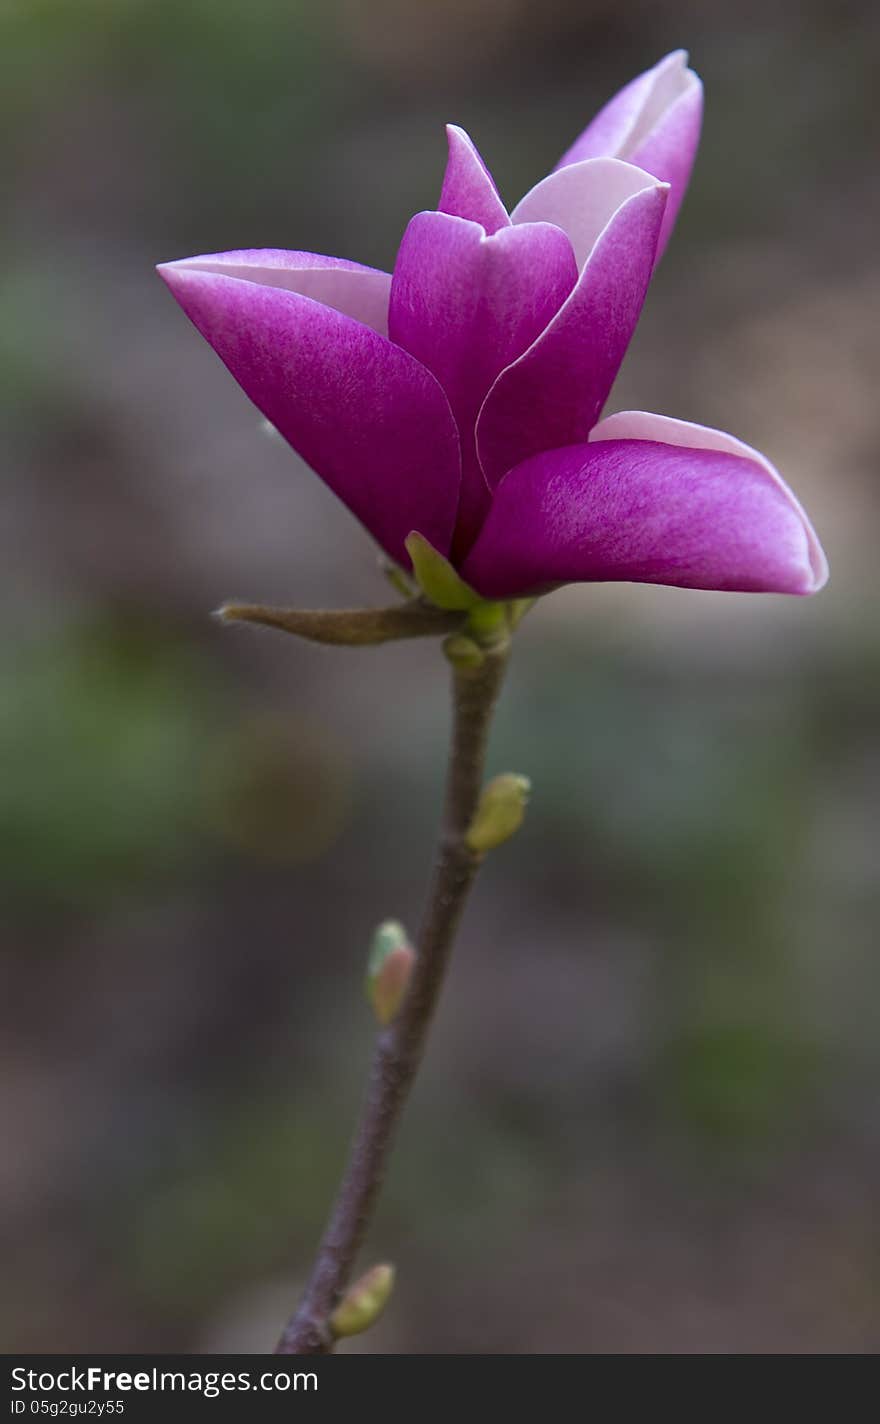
2;0;878;1354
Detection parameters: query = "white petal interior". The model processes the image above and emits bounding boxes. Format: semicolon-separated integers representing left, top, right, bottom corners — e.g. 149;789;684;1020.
163;256;392;336
511;158;665;269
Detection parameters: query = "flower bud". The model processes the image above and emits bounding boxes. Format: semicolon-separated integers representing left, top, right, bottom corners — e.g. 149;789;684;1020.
366;920;415;1025
329;1263;395;1339
465;773;531;853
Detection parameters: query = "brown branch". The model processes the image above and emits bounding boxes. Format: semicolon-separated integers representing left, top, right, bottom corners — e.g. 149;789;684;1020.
275;635;511;1353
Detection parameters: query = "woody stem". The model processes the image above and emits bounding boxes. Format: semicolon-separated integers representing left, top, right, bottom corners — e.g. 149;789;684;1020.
276;634;510;1354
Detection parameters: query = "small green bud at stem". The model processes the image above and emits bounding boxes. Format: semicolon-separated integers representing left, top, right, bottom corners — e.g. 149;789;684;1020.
329;1263;395;1339
366;921;416;1025
443;633;485;670
466;600;510;646
465;773;531;854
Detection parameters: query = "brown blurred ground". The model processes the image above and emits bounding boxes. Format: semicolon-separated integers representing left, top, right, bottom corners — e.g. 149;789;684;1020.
2;0;879;1353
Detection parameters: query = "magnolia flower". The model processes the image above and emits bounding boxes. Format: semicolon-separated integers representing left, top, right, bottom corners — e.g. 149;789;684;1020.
158;51;827;601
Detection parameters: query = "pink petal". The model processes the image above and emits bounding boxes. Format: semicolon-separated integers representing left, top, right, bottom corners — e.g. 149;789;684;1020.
591;410;828;590
439;125;511;235
554;51;702;259
556;51;696;167
462;434;827;599
389;211;578;553
158;255;460;566
628;84;702;259
477;165;667;488
163;248;392;334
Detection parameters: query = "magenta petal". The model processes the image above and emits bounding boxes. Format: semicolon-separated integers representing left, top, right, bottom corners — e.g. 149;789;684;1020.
555;51;696;168
389;211;577;554
477;165;667;487
439;125;511;235
591;410;828;589
161;248;393;334
462;436;826;599
389;213;577;417
629;83;702;259
554;51;702;259
158;257;460;565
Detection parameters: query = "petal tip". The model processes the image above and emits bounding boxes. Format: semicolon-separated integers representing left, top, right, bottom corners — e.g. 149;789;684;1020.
783;486;829;596
656;48;699;84
439;123;510;233
155;259;187;295
803;539;830;594
155;257;201;291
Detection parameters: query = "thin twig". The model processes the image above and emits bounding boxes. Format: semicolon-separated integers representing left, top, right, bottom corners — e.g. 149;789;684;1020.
217;599;462;646
275;636;511;1354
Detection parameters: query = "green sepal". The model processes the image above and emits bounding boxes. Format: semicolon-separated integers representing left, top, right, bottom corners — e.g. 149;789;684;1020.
405;532;482;611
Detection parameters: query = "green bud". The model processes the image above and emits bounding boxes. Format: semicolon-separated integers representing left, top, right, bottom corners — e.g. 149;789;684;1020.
366;921;415;1025
329;1263;395;1339
442;633;485;670
405;532;481;611
465;774;531;854
465;599;509;646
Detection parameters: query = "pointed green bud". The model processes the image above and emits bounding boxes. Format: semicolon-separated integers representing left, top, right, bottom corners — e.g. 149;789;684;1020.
329;1263;395;1339
465;774;531;854
442;633;485;670
366;921;415;1025
405;532;481;611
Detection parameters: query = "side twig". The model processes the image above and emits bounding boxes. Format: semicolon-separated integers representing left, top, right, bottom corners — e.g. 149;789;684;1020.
217;599;462;646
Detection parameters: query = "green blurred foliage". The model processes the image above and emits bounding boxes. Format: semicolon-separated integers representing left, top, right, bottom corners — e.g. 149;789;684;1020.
2;0;340;242
661;1022;820;1148
0;618;212;914
127;1096;344;1315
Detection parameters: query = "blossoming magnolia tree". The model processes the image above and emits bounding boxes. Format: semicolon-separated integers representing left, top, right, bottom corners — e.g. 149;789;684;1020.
159;51;827;1353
